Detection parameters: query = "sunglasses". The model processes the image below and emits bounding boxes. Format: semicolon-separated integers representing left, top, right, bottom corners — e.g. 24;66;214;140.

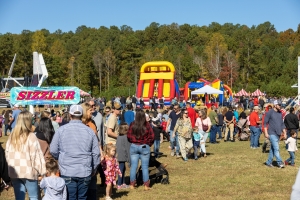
90;104;95;107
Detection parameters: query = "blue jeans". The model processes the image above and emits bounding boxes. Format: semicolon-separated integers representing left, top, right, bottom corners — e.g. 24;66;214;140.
193;140;200;158
169;130;179;154
117;162;126;186
61;175;91;200
216;125;222;138
122;103;126;109
4;124;12;135
11;178;39;200
87;175;97;200
140;104;144;110
154;140;160;158
250;126;260;148
210;125;217;143
286;151;296;165
286;129;298;149
130;144;150;183
266;134;283;166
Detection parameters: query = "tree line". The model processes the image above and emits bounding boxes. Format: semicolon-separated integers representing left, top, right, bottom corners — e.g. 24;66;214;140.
0;21;300;98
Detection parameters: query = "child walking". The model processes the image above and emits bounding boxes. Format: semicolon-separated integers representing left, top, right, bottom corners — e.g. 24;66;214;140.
101;143;122;200
40;158;67;200
192;127;202;160
116;123;131;190
152;120;162;158
284;130;298;166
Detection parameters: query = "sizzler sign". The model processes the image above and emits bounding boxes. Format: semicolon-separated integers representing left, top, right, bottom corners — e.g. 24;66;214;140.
10;87;80;105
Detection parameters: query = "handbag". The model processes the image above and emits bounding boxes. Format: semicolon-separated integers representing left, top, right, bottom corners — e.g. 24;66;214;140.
201;118;209;131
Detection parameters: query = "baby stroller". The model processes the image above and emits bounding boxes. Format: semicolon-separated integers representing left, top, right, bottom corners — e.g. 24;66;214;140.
136;153;169;185
237;118;250;141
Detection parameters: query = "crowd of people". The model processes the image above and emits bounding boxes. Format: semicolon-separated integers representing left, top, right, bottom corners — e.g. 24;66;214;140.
1;94;300;199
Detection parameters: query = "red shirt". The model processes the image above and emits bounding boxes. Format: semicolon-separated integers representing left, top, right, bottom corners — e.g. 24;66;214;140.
253;98;259;106
249;111;259;126
127;122;154;146
187;107;197;128
161;121;167;131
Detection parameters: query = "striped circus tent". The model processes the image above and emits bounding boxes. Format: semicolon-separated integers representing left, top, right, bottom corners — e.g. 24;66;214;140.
251;89;264;96
235;89;249;96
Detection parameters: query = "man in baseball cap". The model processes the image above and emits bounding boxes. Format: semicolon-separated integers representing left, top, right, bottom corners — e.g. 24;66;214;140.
50;104;100;199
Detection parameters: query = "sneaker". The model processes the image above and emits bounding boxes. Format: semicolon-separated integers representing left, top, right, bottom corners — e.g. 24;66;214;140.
265;163;274;168
184;158;188;162
195;156;198;160
117;185;123;190
170;151;174;156
176;154;181;158
105;196;113;200
284;161;289;166
278;163;285;168
122;184;130;189
291;164;295;167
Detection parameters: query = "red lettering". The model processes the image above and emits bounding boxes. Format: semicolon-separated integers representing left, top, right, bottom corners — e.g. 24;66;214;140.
56;91;66;99
65;91;75;100
47;91;55;100
39;91;48;100
25;91;33;100
17;91;26;100
31;91;40;100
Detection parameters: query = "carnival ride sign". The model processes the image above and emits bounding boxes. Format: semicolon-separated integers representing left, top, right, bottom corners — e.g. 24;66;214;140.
0;92;10;100
10;87;80;105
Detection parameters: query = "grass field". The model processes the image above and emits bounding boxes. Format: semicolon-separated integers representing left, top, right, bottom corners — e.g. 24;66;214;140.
0;132;298;200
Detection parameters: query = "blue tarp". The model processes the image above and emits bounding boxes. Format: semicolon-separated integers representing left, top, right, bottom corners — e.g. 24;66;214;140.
188;82;205;89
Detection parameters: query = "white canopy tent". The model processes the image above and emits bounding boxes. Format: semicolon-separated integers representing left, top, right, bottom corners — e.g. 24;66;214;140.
191;85;223;95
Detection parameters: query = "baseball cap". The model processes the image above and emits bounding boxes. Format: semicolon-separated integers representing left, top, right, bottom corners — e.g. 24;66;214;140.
69;105;83;116
253;106;259;110
14;103;21;107
113;101;122;110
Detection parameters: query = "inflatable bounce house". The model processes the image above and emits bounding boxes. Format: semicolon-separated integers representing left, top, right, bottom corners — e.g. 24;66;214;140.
136;61;180;105
183;78;233;104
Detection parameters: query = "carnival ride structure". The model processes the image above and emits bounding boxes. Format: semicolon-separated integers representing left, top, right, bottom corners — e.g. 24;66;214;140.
136;61;180;105
0;52;48;108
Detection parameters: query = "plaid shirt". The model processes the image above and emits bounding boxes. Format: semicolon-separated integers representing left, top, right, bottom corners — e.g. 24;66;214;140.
6;132;46;179
127;122;154;146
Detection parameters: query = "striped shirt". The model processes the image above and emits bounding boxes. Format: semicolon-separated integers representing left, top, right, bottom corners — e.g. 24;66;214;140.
50;120;100;178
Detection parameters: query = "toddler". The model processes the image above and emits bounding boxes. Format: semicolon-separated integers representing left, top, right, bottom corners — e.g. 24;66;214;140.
284;130;298;166
101;143;122;200
116;123;131;190
193;127;202;160
152;120;162;158
40;158;66;200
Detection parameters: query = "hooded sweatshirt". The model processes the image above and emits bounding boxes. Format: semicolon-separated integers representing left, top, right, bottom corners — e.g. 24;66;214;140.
40;176;67;200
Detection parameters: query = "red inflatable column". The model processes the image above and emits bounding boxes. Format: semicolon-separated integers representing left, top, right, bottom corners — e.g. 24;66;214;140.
136;80;144;98
148;79;155;98
169;80;175;99
158;79;163;98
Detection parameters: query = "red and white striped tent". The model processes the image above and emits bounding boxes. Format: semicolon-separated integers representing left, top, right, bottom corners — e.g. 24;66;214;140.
235;89;249;96
251;89;264;96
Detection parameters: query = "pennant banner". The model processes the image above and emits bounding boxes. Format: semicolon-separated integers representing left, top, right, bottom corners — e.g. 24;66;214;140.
10;86;80;105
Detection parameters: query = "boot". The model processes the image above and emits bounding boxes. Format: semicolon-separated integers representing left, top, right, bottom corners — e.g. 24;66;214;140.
130;180;136;189
144;180;151;191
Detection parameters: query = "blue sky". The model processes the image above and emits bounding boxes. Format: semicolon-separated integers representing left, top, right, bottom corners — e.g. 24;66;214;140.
0;0;299;34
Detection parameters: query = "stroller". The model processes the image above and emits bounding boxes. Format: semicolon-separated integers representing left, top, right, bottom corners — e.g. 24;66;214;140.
136;153;169;185
237;118;250;141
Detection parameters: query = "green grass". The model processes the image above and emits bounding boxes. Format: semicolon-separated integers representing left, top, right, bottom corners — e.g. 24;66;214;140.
0;134;298;200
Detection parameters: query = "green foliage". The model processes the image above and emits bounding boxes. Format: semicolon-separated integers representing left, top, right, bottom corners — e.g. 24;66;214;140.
0;22;300;97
